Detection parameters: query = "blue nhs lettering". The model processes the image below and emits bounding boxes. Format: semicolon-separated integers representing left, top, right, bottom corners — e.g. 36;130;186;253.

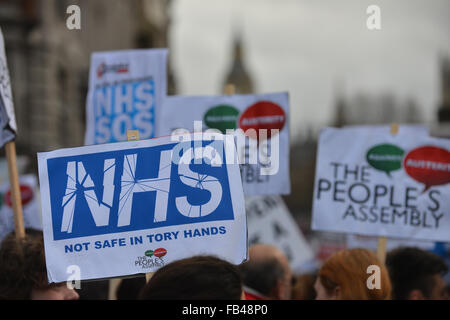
94;79;155;144
48;142;234;240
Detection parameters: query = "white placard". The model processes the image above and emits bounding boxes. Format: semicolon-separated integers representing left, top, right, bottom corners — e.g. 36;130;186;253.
246;195;313;270
346;234;435;251
38;134;247;282
0;28;17;147
157;93;290;196
312;126;450;242
84;49;167;145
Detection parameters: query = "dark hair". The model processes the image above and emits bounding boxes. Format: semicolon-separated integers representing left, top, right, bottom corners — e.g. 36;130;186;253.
0;229;52;299
238;258;285;297
386;247;448;300
292;274;317;300
139;255;243;300
117;275;146;300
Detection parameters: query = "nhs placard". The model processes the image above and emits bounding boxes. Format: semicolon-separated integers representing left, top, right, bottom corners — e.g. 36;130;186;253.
84;49;167;145
38;134;247;282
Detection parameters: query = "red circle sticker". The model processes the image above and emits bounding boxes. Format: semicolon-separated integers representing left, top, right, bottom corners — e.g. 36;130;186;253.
153;248;167;258
239;101;286;140
403;146;450;192
5;184;34;207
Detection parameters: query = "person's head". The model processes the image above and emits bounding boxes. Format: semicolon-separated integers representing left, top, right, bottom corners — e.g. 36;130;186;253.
386;247;448;300
139;255;243;300
291;274;317;300
116;275;146;300
315;248;391;300
0;229;79;300
238;244;292;300
444;284;450;300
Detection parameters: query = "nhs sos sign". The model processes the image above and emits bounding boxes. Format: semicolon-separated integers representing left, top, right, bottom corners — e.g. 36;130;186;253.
38;137;238;240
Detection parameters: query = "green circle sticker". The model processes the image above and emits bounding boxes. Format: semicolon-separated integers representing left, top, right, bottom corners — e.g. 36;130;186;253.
204;105;240;133
366;144;405;177
145;250;154;257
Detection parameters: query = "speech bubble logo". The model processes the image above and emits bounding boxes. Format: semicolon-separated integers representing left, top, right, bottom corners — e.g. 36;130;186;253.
154;248;167;258
145;250;154;257
366;144;405;177
403;146;450;192
239;101;286;140
204;104;240;133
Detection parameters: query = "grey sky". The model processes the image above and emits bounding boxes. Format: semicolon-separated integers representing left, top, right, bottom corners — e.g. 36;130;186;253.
169;0;450;138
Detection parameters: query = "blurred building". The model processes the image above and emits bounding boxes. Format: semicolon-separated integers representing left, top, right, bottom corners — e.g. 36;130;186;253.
437;57;450;123
223;32;253;94
433;56;450;138
0;0;175;171
332;91;422;127
283;130;316;223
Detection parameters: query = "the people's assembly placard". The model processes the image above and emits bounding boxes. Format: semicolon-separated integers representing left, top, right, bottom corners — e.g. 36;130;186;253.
38;134;247;282
84;49;167;145
312;126;450;242
157;93;290;196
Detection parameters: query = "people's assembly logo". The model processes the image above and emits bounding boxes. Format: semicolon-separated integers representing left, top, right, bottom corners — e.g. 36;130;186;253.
239;101;286;141
204;105;239;134
135;248;167;269
96;62;129;78
366;143;450;192
203;101;286;140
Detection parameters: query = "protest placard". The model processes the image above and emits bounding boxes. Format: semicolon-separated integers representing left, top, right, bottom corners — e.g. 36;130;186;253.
346;233;435;252
84;49;167;145
0;27;25;239
157;93;290;196
245;195;313;270
0;28;16;147
38;133;247;282
0;175;42;242
312;126;450;242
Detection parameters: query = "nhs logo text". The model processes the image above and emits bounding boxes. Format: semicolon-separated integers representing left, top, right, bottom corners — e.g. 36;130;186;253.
47;141;234;240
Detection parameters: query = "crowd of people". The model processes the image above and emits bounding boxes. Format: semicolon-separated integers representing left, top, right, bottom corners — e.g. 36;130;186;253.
0;228;448;300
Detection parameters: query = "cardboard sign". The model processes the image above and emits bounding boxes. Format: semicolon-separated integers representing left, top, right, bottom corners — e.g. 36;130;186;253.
157;93;290;196
38;134;247;282
0;175;42;242
84;49;167;145
246;195;313;270
0;28;17;147
346;234;435;252
312;126;450;242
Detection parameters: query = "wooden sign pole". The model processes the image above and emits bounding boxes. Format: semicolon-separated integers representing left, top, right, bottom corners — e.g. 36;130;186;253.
5;140;25;240
376;236;387;264
376;123;399;264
